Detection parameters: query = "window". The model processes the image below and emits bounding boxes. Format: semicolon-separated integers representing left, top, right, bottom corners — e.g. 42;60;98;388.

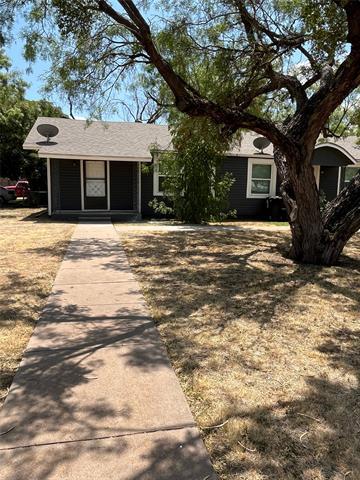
153;155;168;196
246;158;276;198
344;166;360;186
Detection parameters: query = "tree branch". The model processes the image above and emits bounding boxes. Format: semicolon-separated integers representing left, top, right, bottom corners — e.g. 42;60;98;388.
323;170;360;242
95;0;294;153
291;0;360;144
300;45;360;144
235;1;307;48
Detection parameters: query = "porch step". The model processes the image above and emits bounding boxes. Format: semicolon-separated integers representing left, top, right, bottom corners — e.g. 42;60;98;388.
78;213;140;222
53;210;141;222
78;215;111;221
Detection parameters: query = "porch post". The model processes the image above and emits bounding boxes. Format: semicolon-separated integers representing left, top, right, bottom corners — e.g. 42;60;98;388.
107;160;111;210
138;161;142;215
80;160;85;211
46;158;52;216
337;166;341;195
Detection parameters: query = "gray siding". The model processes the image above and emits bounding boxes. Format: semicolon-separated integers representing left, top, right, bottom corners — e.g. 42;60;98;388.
53;159;81;210
50;159;60;212
221;157;267;217
141;170;159;216
141;157;271;218
319;166;339;201
110;161;135;210
313;147;351;166
133;164;138;211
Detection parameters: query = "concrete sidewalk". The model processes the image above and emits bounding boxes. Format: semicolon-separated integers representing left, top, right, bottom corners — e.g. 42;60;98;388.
0;221;216;480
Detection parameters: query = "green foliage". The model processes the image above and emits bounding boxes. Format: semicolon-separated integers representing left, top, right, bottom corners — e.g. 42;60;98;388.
3;0;358;133
0;49;64;185
150;118;236;223
277;0;347;60
148;198;174;216
325;90;360;138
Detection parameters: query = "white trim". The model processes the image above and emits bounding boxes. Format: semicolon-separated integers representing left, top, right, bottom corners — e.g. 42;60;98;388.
314;143;357;165
344;163;360;168
23;142;360;164
342;164;360;191
80;160;85;211
313;165;320;188
82;160;107;209
153;153;165;196
46;158;52;216
106;160;110;210
23;148;152;162
226;153;274;158
337;166;342;195
246;158;277;199
138;162;142;213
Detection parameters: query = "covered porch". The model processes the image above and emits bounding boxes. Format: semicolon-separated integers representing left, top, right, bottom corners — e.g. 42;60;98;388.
47;158;143;219
312;143;359;201
23;117;171;219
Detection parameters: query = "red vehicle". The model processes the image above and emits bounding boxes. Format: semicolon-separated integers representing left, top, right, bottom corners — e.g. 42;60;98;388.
5;180;30;198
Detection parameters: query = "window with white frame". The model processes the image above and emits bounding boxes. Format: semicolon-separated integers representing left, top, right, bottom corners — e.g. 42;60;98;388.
247;158;276;198
153;155;168;196
344;166;360;186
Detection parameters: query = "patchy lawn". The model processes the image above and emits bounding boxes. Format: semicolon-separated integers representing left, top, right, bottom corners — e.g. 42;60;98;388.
0;208;75;405
120;227;360;480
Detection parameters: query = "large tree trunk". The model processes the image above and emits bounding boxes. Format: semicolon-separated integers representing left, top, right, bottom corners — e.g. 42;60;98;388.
321;172;360;265
274;146;359;266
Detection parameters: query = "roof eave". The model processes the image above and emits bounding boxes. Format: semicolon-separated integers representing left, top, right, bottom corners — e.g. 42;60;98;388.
22;145;152;162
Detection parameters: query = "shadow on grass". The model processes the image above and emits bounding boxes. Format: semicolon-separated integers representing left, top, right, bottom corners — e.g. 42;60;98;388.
1;226;358;479
21;209;77;224
122;229;360;479
124;230;359;326
203;327;360;479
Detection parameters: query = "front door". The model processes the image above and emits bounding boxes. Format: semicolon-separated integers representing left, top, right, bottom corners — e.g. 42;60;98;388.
84;160;107;209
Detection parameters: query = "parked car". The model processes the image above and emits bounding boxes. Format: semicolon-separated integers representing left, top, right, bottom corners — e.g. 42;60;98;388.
0;186;16;206
5;180;30;198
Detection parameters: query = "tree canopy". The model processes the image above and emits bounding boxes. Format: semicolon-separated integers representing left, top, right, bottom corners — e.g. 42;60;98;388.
150;117;236;223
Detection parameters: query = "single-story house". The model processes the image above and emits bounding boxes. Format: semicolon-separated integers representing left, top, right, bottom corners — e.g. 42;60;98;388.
23;117;360;219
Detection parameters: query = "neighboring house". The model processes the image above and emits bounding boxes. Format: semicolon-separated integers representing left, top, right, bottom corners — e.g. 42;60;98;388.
23;117;360;219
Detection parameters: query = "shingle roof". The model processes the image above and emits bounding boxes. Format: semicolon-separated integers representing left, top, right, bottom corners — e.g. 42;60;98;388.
316;136;360;163
23;117;359;162
23;117;275;159
23;117;172;161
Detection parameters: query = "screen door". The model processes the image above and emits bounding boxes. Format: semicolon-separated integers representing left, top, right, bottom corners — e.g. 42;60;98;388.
84;161;107;209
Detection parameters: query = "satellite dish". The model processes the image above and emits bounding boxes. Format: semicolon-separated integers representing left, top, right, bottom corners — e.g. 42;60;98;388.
37;124;59;144
253;136;270;153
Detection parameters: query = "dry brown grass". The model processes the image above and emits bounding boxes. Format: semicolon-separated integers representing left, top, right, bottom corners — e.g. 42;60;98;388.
0;208;75;405
120;228;360;480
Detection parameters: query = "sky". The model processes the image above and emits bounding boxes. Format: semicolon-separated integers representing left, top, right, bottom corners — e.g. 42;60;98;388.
7;37;55;104
6;16;110;120
6;17;78;117
5;8;161;122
